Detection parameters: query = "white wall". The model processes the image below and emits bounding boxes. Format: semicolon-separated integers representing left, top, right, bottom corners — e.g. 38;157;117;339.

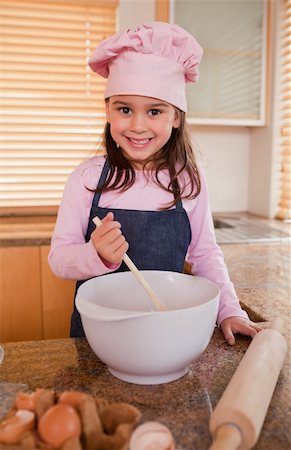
192;126;250;213
118;0;279;217
117;0;155;30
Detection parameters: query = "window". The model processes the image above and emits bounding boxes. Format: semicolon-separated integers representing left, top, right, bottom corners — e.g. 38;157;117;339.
0;0;117;213
276;0;291;220
169;0;268;125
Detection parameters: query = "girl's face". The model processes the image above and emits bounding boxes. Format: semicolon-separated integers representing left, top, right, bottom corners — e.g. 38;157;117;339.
106;95;180;167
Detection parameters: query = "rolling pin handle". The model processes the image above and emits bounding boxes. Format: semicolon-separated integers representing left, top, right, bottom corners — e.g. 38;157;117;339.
209;424;242;450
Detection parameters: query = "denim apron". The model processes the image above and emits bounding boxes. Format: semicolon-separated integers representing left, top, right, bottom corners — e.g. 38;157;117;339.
70;158;192;337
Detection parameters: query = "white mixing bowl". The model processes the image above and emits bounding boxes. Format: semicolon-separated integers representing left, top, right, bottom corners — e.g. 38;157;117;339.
76;271;219;385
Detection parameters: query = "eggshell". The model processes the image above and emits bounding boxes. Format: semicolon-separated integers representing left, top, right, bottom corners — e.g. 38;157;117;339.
15;392;35;411
38;403;81;448
129;421;175;450
15;389;54;417
0;410;35;444
58;391;87;408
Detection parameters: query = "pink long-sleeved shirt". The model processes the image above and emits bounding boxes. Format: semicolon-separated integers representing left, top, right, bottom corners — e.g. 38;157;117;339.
48;155;248;326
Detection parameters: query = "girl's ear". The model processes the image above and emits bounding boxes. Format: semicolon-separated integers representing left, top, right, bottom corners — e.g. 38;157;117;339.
105;100;110;123
173;112;181;129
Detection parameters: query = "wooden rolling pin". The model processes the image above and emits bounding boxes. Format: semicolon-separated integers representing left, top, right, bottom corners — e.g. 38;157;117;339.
209;318;287;450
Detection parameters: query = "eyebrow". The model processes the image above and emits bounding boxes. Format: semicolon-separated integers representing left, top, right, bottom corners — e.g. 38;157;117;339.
111;100;169;108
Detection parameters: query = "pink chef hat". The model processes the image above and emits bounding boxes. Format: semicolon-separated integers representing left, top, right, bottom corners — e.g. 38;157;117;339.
88;22;203;112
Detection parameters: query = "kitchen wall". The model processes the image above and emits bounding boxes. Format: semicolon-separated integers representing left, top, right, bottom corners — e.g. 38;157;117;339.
117;0;155;27
191;126;250;213
118;0;279;217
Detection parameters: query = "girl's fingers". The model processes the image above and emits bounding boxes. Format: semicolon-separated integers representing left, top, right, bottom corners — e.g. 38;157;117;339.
112;240;129;260
222;325;235;346
250;322;263;333
93;213;123;246
221;317;262;346
91;212;129;264
100;239;128;265
97;218;121;238
105;234;127;255
98;226;122;246
102;211;114;223
235;321;261;339
244;324;259;339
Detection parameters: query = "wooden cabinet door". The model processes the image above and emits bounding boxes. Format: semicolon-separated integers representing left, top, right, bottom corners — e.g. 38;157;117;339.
0;246;42;342
40;245;75;339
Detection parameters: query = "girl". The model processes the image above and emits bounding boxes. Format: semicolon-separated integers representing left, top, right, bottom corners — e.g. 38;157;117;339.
48;22;261;343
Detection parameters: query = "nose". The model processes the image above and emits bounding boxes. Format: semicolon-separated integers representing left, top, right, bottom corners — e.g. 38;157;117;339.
129;113;147;133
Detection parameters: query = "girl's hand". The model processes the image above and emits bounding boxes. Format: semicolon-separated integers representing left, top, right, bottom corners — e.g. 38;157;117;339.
91;212;129;266
220;316;263;346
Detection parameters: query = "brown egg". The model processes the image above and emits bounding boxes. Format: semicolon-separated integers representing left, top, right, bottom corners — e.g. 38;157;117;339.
58;391;87;408
0;410;35;444
38;403;81;448
129;421;175;450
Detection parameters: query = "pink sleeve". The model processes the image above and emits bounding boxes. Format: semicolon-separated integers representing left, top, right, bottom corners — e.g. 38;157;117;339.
48;162;119;280
186;170;248;326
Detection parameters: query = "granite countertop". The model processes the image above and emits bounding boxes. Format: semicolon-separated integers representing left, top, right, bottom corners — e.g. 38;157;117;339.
0;215;55;246
1;212;290;247
0;326;290;450
221;241;290;326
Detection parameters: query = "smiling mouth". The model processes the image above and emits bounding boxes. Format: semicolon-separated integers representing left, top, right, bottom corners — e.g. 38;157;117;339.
127;137;152;145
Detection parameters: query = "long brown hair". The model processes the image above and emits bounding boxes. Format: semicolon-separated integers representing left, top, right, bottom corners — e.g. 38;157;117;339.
95;109;201;209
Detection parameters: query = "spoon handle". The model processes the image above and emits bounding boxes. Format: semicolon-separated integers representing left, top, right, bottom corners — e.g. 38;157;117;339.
92;216;166;311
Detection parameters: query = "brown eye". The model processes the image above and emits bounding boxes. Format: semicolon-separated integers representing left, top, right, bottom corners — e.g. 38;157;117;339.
120;107;131;114
149;109;161;116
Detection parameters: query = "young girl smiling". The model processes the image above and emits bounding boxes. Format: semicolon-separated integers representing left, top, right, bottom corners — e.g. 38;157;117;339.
48;22;261;343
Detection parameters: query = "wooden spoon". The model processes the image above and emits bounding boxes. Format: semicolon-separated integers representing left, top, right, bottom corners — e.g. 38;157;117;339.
92;216;166;312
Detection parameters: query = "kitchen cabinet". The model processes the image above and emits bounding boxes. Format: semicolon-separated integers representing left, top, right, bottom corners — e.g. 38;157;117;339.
40;245;75;340
0;244;75;343
0;246;42;342
158;0;269;126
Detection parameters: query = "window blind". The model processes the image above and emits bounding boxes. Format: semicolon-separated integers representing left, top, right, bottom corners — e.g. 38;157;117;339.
0;0;117;213
276;0;291;220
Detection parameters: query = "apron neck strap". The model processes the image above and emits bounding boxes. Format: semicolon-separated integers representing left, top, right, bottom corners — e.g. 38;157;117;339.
93;158;183;209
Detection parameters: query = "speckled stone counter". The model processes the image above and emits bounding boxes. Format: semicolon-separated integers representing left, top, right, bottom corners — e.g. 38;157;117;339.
0;216;54;246
221;242;291;326
0;327;290;450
